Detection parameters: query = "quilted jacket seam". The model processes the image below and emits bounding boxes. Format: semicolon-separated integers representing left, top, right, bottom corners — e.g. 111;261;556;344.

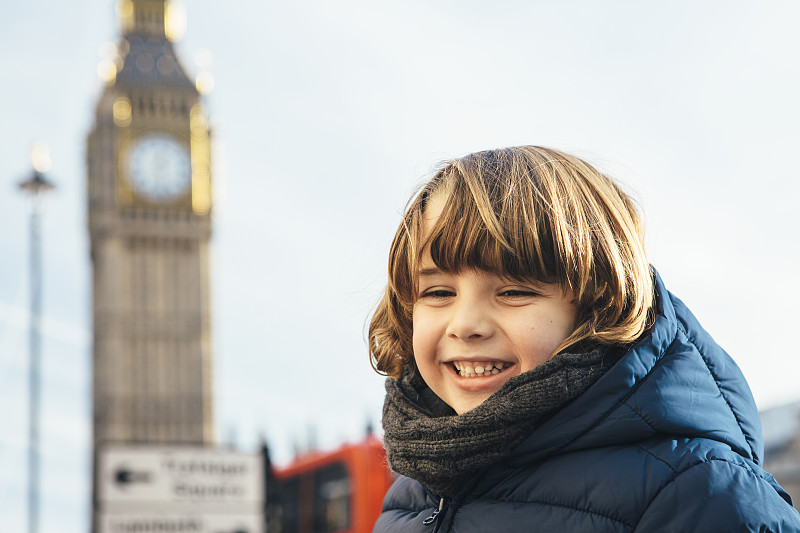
674;322;753;459
631;443;679;474
623;400;659;433
633;456;764;530
475;496;636;528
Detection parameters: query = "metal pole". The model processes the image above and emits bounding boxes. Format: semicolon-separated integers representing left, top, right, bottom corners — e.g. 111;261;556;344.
18;159;54;533
28;199;42;533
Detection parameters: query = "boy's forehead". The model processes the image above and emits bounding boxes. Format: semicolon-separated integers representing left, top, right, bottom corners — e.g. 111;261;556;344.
423;192;448;219
420;191;448;234
417;265;442;276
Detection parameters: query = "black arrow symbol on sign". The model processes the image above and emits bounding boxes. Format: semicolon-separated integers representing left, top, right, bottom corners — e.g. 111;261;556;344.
115;467;152;486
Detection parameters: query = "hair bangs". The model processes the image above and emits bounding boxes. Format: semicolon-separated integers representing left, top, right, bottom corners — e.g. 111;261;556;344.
418;169;561;287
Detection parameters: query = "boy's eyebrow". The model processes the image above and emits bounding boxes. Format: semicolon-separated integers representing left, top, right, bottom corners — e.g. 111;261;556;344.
418;267;442;276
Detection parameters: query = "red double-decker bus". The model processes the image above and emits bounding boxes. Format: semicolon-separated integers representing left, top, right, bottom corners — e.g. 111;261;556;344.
266;433;395;533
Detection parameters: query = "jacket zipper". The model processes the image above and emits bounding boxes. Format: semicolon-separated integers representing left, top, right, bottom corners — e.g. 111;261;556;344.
423;497;445;526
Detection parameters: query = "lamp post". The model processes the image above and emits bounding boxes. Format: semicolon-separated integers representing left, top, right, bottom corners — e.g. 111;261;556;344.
17;142;55;533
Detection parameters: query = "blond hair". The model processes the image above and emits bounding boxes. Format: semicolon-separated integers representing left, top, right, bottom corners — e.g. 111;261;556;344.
369;146;654;378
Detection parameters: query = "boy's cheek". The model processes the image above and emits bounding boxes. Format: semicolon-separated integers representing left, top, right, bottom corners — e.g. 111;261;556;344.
411;310;428;350
411;316;438;358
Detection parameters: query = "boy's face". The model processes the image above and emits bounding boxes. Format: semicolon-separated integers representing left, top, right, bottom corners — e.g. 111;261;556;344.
412;194;578;414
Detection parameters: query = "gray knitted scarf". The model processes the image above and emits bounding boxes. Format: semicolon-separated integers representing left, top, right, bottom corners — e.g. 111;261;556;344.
382;350;611;498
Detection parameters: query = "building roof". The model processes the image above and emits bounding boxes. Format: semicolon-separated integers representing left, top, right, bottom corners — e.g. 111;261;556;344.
761;400;800;455
115;34;194;90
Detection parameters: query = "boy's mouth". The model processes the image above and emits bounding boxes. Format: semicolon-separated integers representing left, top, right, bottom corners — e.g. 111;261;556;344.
450;361;511;378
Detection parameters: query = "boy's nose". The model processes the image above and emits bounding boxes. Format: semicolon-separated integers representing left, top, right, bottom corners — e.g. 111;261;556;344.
446;300;492;340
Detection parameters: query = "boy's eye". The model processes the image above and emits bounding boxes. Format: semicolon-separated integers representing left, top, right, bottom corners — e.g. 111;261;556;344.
499;289;539;298
420;289;455;299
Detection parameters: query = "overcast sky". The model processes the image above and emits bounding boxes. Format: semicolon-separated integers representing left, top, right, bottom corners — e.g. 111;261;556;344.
1;1;799;531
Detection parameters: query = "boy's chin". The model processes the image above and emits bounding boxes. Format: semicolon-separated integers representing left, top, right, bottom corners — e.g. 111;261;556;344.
447;393;493;415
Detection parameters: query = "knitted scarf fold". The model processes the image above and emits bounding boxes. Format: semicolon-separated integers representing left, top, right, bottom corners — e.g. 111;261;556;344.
382;350;610;498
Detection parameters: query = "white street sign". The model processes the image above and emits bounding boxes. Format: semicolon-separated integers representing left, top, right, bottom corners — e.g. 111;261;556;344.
98;445;263;508
99;512;263;533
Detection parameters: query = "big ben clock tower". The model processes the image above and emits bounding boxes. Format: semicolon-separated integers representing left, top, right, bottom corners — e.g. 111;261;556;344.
87;0;213;459
86;5;267;532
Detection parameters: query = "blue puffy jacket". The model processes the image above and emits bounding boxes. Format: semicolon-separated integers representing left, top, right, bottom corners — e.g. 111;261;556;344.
375;272;800;532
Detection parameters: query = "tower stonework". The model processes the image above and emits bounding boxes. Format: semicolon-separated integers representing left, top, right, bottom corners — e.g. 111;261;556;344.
88;0;213;525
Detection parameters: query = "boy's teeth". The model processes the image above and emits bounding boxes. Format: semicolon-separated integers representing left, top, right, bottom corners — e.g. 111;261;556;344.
453;360;509;378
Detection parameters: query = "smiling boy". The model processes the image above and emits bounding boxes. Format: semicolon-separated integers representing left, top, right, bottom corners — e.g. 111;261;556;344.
369;146;800;532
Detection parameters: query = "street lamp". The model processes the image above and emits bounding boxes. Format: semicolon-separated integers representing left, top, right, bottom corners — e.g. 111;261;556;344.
17;142;55;533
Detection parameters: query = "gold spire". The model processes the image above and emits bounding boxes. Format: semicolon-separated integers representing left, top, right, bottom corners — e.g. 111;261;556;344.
117;0;184;40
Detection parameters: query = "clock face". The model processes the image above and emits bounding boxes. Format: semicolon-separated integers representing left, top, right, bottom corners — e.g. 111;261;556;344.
126;132;191;202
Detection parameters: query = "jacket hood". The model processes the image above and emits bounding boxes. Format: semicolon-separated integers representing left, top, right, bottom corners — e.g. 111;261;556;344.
506;269;764;468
